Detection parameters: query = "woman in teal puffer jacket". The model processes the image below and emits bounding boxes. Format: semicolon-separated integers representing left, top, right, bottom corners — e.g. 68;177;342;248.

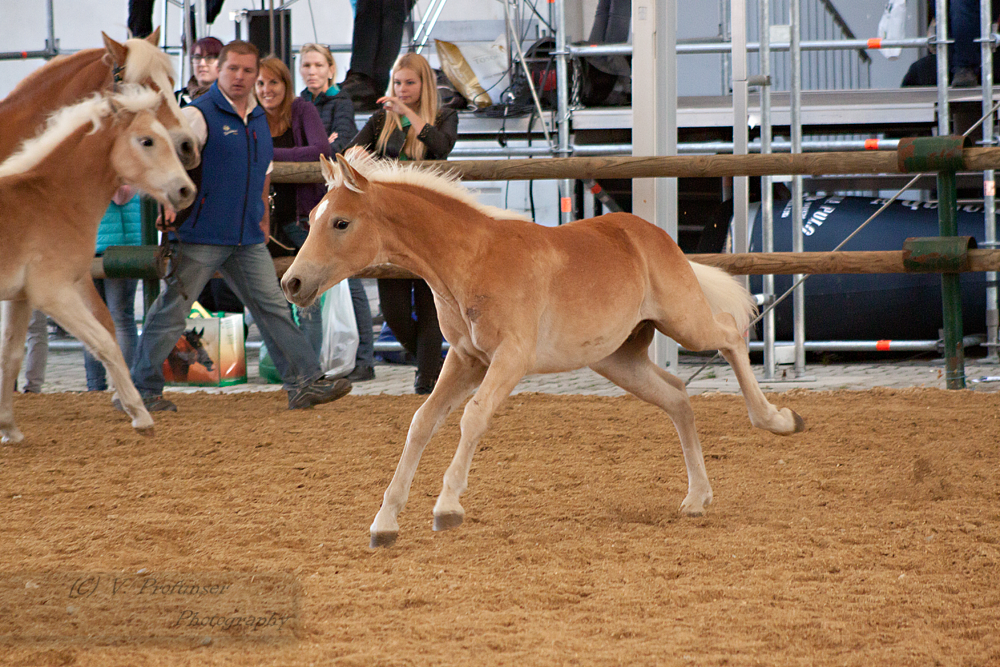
84;186;142;391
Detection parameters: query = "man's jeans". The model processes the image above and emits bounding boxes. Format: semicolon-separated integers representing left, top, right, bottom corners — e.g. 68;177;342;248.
131;242;323;397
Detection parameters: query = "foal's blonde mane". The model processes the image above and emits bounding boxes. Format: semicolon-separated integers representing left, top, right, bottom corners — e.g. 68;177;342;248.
0;85;162;178
336;149;532;222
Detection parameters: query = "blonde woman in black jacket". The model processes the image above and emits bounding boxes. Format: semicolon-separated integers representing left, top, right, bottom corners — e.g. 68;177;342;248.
346;52;458;394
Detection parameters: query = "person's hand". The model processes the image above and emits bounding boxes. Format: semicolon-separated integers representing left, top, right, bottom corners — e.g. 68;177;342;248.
378;95;413;118
328;131;339;144
156;207;178;232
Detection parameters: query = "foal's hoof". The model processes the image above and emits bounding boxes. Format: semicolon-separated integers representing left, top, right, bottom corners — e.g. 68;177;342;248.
370;531;398;549
433;511;464;532
679;493;711;517
792;410;806;433
135;425;155;438
1;427;25;445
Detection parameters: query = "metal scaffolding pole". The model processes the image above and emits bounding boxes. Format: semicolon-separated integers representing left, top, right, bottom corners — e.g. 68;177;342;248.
554;0;573;224
980;0;999;361
935;0;950;136
759;0;776;380
567;36;932;58
732;0;750;263
791;0;808;377
45;0;57;54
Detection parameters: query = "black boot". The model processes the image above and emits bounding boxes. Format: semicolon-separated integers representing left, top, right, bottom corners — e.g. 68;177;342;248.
339;70;380;111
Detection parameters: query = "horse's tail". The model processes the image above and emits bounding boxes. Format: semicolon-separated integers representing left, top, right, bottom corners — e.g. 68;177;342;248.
688;260;758;335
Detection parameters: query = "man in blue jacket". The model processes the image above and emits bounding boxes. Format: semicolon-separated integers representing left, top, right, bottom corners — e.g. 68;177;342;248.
126;40;351;412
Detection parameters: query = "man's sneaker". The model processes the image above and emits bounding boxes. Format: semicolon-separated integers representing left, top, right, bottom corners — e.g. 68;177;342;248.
112;395;178;413
287;376;352;410
345;365;376;382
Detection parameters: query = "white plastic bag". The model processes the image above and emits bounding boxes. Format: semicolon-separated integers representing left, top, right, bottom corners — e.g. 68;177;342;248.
319;280;358;378
877;0;907;60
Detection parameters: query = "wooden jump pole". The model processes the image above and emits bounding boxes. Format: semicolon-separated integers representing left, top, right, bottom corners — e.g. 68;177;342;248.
270;145;1000;184
270;250;1000;280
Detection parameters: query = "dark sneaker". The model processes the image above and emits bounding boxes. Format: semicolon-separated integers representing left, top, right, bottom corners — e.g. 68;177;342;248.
414;373;437;395
287;376;352;410
113;395;177;413
953;67;979;87
345;365;376;382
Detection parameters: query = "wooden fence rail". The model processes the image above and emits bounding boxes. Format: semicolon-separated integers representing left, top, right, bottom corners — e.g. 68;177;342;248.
270;146;1000;184
266;250;1000;281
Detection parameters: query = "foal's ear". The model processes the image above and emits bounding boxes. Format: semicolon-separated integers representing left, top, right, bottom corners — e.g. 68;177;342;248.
335;153;369;194
319;154;338;189
102;33;127;67
145;27;161;46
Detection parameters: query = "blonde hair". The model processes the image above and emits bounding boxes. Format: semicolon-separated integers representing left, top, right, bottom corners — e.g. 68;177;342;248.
299;43;337;89
258;57;295;137
375;53;439;161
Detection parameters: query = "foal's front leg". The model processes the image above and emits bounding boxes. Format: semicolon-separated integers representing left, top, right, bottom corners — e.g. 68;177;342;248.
43;287;154;436
433;345;529;532
370;350;487;548
0;300;32;444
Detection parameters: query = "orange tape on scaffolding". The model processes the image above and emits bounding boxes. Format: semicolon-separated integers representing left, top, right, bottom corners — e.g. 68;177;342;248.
876;340;892;351
560;197;572;213
864;138;879;150
867;38;882;49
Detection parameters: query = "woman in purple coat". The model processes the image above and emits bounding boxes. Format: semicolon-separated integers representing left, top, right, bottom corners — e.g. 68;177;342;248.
256;57;332;356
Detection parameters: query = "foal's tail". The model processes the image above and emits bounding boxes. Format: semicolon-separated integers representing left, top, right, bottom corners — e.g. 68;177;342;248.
688;261;758;335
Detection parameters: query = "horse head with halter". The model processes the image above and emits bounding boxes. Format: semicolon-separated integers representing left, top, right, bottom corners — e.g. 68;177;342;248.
101;29;200;170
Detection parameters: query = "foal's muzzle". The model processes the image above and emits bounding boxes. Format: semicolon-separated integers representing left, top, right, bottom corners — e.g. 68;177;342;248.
172;130;200;169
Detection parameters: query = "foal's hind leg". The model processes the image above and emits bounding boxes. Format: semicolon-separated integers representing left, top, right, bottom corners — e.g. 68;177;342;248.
668;312;804;435
370;350;488;547
42;288;154;436
0;300;32;444
591;323;713;516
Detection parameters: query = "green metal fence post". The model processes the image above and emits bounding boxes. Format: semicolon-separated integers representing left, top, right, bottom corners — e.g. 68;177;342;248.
139;195;161;320
937;170;966;389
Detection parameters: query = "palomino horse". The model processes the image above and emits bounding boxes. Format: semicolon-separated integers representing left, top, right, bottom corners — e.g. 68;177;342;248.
0;29;199;169
282;152;805;548
0;29;199;371
0;86;196;443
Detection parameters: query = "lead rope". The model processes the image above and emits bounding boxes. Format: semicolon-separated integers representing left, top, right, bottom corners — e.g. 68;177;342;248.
684;101;1000;386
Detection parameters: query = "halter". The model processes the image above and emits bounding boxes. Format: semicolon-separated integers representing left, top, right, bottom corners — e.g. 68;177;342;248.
112;61;125;93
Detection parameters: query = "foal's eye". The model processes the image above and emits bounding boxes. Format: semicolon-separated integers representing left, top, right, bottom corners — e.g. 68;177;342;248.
333;218;350;231
139;137;154;148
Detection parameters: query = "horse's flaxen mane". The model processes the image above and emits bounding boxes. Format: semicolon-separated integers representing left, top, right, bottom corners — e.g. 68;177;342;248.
0;85;162;178
339;148;532;222
121;36;177;92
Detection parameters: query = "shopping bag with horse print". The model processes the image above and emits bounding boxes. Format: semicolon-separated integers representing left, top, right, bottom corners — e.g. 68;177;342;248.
163;303;247;386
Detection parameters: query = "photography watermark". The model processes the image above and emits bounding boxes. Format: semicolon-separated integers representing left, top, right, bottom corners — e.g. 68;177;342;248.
0;572;299;645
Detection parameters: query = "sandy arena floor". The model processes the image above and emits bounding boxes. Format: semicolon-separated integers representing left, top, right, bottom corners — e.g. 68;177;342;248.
1;388;998;666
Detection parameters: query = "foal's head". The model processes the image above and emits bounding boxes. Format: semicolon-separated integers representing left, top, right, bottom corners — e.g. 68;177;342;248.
103;30;200;169
109;92;196;212
282;152;384;307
